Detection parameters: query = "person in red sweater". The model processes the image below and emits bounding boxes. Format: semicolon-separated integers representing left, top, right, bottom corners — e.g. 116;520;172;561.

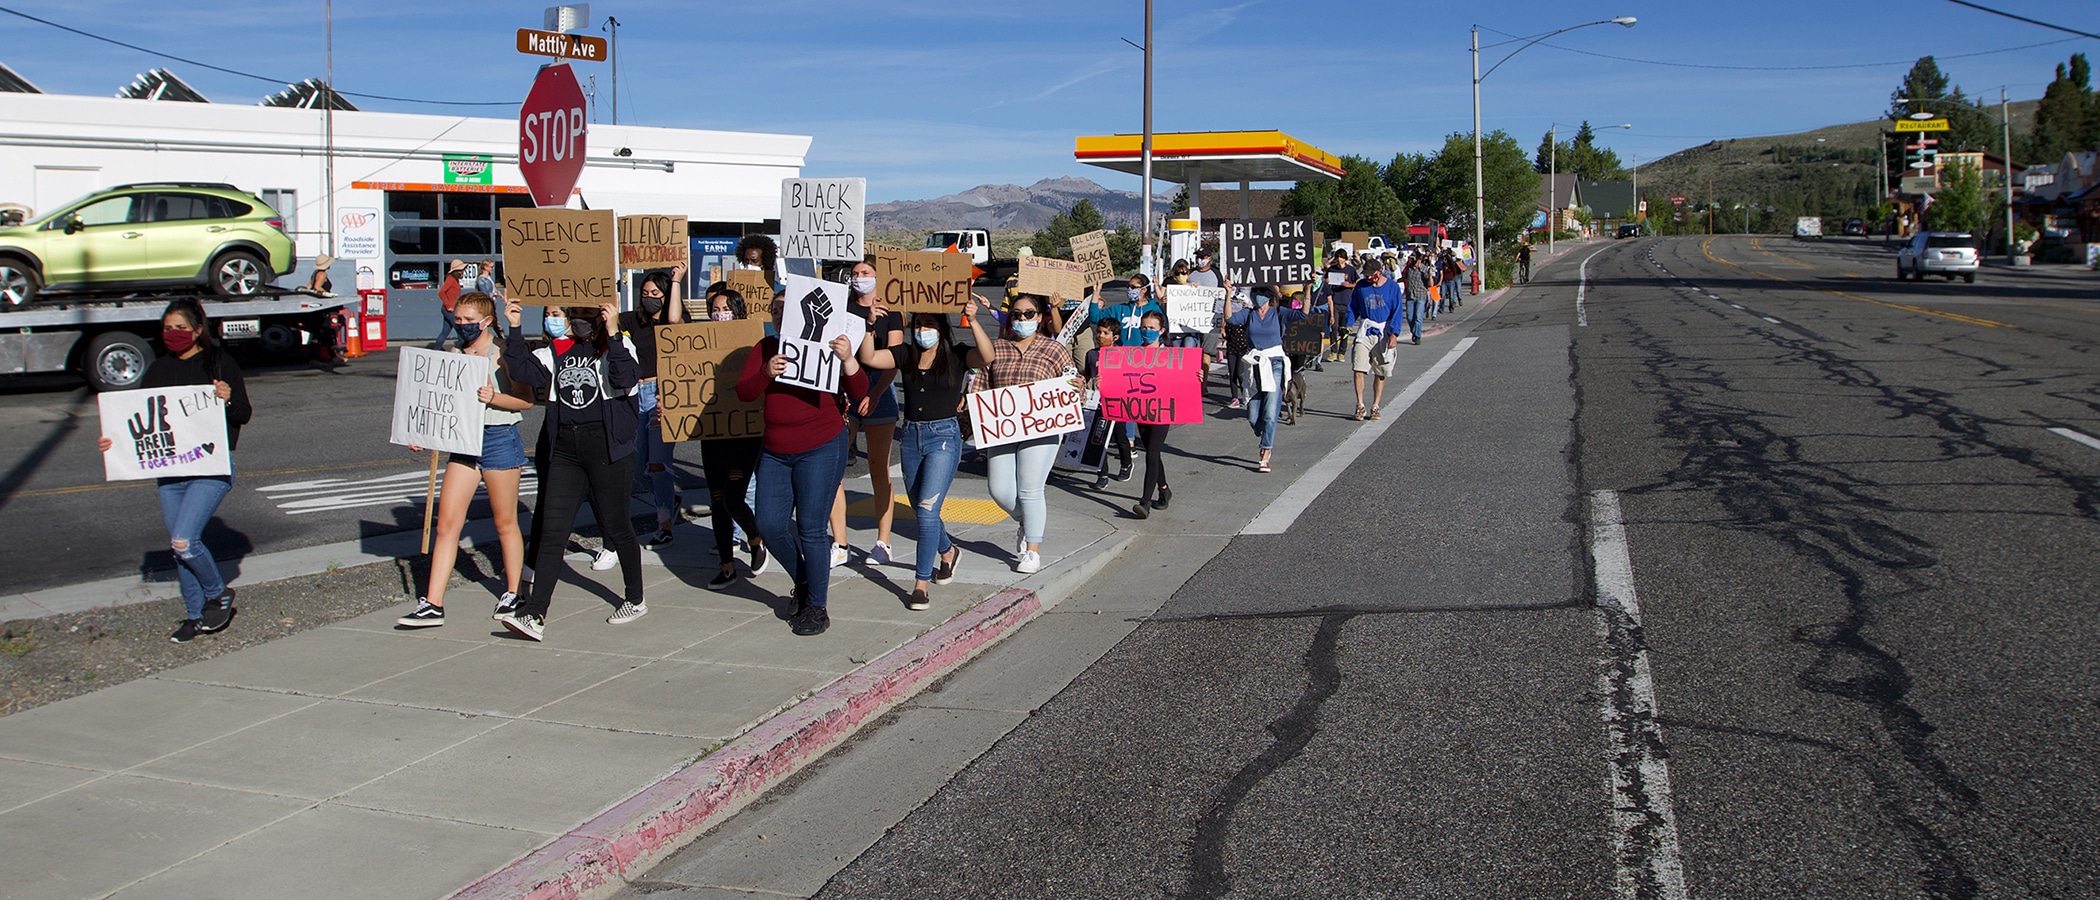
737;303;868;636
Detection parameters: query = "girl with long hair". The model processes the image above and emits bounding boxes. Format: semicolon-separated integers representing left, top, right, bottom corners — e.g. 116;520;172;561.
830;260;903;568
965;291;1075;574
626;266;686;545
698;286;770;590
396;293;533;626
859;306;967;610
97;298;253;642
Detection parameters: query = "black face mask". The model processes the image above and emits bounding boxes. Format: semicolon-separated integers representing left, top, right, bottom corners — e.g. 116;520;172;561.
639;294;666;316
569;318;597;341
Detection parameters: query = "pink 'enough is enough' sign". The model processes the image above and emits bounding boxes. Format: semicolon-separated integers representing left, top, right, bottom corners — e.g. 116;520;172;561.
1097;346;1204;425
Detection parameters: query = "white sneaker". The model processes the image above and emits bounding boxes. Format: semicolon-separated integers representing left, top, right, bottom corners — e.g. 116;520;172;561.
870;540;893;566
829;544;849;569
591;548;618;571
1015;550;1041;574
606;601;648;625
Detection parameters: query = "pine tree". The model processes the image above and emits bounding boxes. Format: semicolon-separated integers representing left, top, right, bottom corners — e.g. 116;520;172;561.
2033;54;2095;160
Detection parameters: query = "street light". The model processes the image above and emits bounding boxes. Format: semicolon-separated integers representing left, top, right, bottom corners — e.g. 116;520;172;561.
1547;121;1630;255
1473;17;1634;287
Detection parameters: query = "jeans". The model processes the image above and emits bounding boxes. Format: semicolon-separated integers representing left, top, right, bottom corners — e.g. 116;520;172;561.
1441;278;1460;310
987;436;1058;545
431;309;458;350
523;422;643;617
158;473;233;619
1404;299;1425;341
898;418;962;581
633;382;677;522
701;437;762;563
756;428;849;607
1248;357;1286;451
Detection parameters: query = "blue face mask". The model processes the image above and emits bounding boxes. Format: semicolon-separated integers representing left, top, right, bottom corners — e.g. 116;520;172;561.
454;322;484;344
1010;319;1039;339
1127;287;1143;304
913;328;940;349
543;315;569;339
1254;294;1271;307
1139;327;1161;344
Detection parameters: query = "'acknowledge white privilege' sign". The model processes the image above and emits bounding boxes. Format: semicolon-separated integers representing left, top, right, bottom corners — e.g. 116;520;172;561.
1163;285;1224;334
391;347;490;456
98;386;231;481
776;273;867;394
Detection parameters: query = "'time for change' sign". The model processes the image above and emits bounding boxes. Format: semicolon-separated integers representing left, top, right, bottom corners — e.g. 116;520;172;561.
1220;216;1316;286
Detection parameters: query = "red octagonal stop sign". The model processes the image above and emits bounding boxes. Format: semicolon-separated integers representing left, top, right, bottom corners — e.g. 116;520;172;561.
519;63;587;208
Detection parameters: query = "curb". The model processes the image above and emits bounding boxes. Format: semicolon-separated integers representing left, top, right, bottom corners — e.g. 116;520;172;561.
451;534;1134;900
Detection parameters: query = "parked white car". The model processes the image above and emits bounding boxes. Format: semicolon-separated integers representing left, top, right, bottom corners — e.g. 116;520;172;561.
1896;232;1979;283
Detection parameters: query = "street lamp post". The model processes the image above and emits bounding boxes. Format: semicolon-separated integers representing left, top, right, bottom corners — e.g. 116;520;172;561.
1472;17;1634;288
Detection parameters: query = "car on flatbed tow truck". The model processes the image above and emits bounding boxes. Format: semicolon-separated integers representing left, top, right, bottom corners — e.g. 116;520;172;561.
0;182;296;305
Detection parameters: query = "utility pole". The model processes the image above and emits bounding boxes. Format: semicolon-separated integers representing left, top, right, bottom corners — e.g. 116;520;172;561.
606;16;619;125
1139;0;1154;276
1471;27;1486;287
1548;125;1556;256
2002;86;2015;262
324;0;335;258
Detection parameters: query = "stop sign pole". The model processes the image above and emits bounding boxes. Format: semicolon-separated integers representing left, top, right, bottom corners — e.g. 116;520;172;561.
518;63;587;208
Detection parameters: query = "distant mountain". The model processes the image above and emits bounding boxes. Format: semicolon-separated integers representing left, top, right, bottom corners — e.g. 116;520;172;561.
867;177;1173;232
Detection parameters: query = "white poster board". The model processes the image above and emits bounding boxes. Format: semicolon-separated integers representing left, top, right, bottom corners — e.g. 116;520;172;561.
390;347;491;456
337;207;381;261
1163;285;1225;334
775;273;867;394
779;177;867;262
98;386;232;481
967;376;1085;449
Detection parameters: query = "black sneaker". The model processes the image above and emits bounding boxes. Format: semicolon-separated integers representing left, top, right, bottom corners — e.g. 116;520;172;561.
907;589;932;611
790;603;830;636
933;550;957;586
708;568;741;591
199;589;237;633
749;543;772;576
169;618;202;643
493;591;521;620
1155;485;1172;510
1092;474;1110;490
1112;466;1133;483
397;599;445;627
1132;501;1151;519
644;529;675;547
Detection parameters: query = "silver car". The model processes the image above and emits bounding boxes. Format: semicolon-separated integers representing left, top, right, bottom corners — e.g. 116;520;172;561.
1896;232;1979;283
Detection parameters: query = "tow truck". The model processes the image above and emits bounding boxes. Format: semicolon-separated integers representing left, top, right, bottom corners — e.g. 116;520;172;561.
0;287;354;391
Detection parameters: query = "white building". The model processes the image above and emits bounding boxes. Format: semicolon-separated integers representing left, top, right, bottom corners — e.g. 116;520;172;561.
0;69;811;337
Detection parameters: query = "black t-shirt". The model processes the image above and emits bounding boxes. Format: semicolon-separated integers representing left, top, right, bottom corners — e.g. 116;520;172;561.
618;310;662;380
552;344;606;420
850;301;904;351
899;343;969;422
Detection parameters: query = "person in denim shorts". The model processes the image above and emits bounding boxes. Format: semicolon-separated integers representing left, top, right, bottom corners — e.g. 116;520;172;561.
397;293;535;627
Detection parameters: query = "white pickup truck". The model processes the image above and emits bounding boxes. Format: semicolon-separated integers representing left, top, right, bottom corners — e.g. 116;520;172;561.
1795;217;1823;239
922;230;1016;285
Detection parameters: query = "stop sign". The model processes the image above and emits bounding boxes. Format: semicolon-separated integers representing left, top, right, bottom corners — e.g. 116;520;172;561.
519;63;587;208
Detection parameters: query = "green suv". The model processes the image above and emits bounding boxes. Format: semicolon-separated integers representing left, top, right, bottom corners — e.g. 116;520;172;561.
0;182;295;304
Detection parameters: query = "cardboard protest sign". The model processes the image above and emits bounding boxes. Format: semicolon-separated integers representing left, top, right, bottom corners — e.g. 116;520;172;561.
1070;230;1114;286
617;214;688;268
390;347;491;456
867;241;914;256
724;268;777;318
780;177;866;261
776;273;867;394
98;386;233;481
1098;346;1204;425
1162;285;1224;334
875;250;974;313
500;208;619;305
656;319;765;441
1016;255;1089;300
1283;317;1325;357
1220;216;1316;286
1340;231;1370;253
967;376;1086;449
1055;408;1109;472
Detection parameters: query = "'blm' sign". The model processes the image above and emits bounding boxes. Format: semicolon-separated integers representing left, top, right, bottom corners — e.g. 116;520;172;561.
1220;216;1315;286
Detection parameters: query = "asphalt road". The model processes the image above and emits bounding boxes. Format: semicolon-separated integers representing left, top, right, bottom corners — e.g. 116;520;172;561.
623;237;2100;899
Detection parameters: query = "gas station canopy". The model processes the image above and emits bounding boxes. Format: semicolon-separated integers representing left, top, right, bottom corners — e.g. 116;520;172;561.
1073;131;1344;183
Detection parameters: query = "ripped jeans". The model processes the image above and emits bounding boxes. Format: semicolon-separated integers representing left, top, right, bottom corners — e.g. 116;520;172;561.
898;417;962;582
157;473;234;619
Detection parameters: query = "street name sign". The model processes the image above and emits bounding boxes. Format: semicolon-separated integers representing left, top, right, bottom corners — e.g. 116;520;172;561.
516;28;607;61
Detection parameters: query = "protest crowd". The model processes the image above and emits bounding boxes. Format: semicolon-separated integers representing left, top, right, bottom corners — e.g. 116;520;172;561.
97;209;1470;644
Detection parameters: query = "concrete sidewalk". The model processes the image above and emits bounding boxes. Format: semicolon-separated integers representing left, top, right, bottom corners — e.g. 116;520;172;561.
0;464;1128;900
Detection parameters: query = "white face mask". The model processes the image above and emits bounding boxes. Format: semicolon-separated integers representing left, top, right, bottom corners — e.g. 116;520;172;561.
851;276;877;295
711;310;735;322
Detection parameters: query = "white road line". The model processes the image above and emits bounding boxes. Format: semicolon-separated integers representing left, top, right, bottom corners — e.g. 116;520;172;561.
2048;426;2100;452
1729;304;1744;310
1240;338;1477;535
1591;489;1691;900
1761;316;1781;324
1578;245;1613;327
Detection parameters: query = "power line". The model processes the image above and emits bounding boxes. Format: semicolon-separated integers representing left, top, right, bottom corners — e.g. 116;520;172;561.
0;5;517;107
1943;0;2100;42
1481;25;2080;71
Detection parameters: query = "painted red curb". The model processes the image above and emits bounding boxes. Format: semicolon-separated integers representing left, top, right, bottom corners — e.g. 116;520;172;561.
451;586;1045;900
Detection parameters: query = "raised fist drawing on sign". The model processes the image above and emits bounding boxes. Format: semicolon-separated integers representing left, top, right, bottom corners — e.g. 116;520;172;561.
796;287;833;342
128;394;173;442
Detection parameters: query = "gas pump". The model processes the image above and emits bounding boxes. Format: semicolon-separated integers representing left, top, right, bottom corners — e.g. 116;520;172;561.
1166;219;1201;267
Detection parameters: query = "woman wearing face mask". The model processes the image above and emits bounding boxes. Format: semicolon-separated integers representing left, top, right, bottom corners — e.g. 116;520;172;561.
96;299;252;643
737;292;869;637
497;301;647;641
698;288;770;590
858;306;967;610
830;261;903;569
1227;285;1307;474
965;291;1075;574
624;266;686;545
396;293;533;627
1123;311;1179;518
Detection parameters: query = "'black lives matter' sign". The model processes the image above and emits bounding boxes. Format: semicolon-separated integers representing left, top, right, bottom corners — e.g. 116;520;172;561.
1219;216;1315;286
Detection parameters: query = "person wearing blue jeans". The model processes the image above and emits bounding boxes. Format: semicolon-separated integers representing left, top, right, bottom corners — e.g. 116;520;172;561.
860;309;968;610
965;292;1074;575
1227;289;1305;473
1403;254;1433;345
99;298;253;643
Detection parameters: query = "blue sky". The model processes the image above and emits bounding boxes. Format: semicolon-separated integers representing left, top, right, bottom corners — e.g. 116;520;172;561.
3;0;2093;202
